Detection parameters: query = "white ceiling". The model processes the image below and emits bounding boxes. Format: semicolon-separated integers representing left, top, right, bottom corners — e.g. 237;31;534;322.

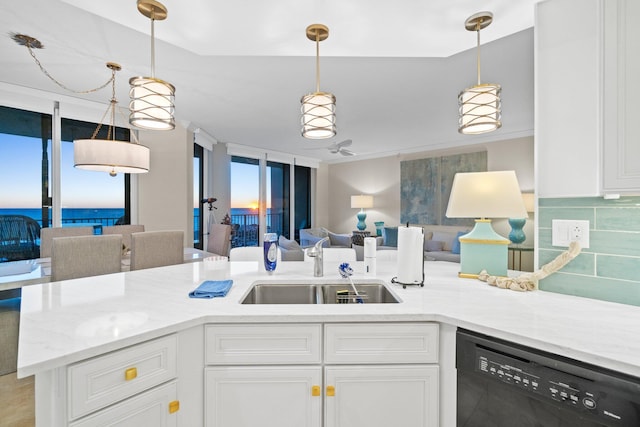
1;0;538;163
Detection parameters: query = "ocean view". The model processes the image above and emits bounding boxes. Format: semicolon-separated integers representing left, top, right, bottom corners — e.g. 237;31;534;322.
0;208;272;245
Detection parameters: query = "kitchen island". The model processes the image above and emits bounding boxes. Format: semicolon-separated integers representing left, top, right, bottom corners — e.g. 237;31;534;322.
18;259;640;426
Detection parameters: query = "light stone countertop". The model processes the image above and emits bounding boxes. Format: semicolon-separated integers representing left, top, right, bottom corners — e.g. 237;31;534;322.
17;260;640;379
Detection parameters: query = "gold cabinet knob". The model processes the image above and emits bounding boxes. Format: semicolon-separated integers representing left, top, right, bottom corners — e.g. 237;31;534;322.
124;367;137;381
326;385;335;397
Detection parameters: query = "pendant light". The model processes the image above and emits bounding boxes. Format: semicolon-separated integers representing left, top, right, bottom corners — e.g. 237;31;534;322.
75;62;150;177
458;11;502;135
129;0;176;131
301;24;336;139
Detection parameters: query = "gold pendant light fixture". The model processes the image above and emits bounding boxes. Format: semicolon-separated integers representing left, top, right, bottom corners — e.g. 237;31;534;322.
75;62;150;177
301;24;336;139
458;12;502;135
129;0;176;131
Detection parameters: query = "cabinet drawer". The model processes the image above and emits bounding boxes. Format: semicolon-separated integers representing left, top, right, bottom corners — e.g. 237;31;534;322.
68;334;177;420
205;324;322;365
70;381;178;427
324;323;438;364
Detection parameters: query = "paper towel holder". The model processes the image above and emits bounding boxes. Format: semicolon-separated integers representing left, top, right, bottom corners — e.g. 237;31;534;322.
391;224;425;289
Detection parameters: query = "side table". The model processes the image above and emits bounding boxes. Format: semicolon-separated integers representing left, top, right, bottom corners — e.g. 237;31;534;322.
508;245;534;271
351;231;371;246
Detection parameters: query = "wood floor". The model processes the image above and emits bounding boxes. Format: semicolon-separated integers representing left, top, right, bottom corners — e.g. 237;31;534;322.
0;373;35;427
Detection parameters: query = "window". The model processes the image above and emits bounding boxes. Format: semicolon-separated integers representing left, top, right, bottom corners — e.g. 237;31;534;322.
193;143;204;249
61;117;128;226
0;106;52;228
230;156;260;247
230;154;312;247
0;105;133;261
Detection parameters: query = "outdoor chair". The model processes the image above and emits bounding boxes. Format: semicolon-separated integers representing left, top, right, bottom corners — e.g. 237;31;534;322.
0;215;41;261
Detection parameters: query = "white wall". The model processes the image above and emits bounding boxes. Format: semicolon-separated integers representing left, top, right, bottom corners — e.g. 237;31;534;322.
136;123;194;246
322;136;535;245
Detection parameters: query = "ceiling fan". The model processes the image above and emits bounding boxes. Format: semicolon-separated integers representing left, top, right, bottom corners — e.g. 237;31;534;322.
328;139;356;156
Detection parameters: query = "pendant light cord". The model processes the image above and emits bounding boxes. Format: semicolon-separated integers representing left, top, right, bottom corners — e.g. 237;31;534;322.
13;33;115;94
315;32;320;93
150;12;156;78
476;25;482;85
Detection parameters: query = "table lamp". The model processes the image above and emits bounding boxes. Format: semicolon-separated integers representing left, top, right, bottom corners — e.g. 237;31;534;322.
446;171;527;278
508;192;535;244
351;195;373;231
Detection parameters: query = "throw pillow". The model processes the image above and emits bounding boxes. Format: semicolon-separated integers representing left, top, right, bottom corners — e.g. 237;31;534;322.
328;231;352;247
431;231;454;251
382;226;398;247
451;231;467;255
424;240;445;252
278;235;301;251
278;236;304;261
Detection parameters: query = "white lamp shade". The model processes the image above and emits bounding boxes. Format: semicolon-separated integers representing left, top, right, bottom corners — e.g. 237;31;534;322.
522;193;535;213
351;195;374;209
129;76;176;130
458;83;502;134
301;91;336;139
74;139;150;175
446;171;527;219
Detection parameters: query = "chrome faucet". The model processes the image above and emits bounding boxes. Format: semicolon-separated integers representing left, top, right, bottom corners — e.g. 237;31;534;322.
306;237;329;277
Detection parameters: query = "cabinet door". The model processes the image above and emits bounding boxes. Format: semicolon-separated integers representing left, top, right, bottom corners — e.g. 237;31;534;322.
70;382;178;427
603;0;640;192
324;365;439;427
205;366;322;427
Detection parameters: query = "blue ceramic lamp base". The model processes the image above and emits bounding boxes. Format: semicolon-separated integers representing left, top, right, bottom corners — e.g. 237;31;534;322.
356;210;367;231
508;218;527;244
459;219;510;278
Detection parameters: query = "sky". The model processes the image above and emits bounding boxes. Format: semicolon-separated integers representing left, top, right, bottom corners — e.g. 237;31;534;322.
0;133;124;209
3;132;267;211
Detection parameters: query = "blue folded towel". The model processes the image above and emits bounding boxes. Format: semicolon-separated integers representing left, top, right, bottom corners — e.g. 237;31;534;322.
189;280;233;299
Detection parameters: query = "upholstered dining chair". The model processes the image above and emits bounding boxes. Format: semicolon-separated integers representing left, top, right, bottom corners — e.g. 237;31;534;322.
40;226;94;258
207;223;232;257
130;230;184;271
51;234;122;281
103;224;145;252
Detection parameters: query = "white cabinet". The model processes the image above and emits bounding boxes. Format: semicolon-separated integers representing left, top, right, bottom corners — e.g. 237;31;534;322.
205;366;322;427
69;382;178;427
324;323;439;427
67;334;177;420
324;365;438;427
34;333;184;426
536;0;640;197
602;0;640;192
204;323;439;427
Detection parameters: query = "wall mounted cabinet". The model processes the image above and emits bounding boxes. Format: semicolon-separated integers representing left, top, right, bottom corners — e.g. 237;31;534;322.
536;0;640;197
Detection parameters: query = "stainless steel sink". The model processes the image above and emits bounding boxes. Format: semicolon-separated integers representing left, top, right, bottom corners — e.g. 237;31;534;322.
241;283;321;304
321;283;399;304
240;281;399;304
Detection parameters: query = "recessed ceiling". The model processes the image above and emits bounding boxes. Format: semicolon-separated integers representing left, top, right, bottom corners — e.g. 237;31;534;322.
2;0;538;163
60;0;537;57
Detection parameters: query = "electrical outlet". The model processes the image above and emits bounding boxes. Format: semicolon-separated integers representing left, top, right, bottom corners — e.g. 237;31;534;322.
552;220;590;248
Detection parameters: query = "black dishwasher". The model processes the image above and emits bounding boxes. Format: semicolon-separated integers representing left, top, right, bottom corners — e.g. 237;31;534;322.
456;329;640;427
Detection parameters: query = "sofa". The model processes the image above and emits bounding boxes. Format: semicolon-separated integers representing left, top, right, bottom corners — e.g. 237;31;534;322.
299;227;352;249
352;224;471;263
281;228;353;261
